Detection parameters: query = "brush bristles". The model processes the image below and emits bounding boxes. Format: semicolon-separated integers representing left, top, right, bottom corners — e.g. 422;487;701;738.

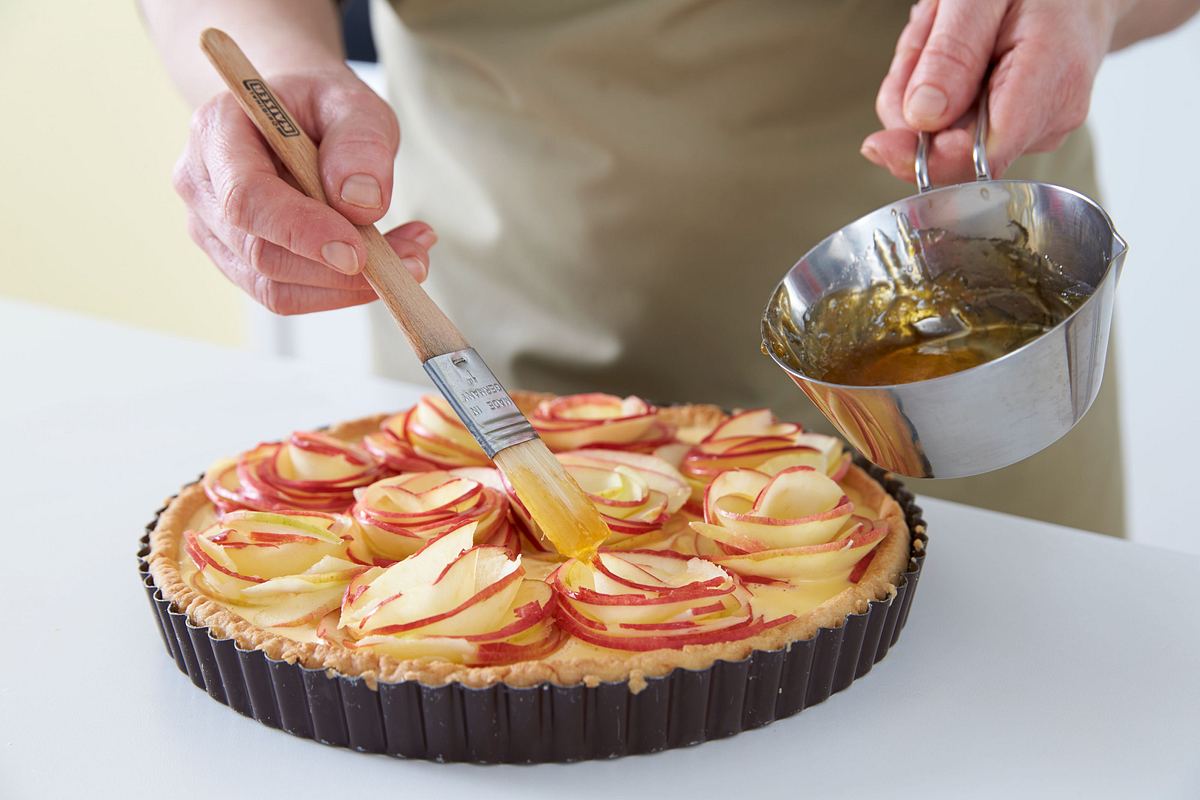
493;438;609;560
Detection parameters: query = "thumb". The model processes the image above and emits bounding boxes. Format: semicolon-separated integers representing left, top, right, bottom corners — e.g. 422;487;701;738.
903;0;1004;131
315;80;400;225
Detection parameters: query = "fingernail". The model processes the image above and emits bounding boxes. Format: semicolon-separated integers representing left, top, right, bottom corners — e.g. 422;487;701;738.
860;142;882;165
321;241;360;274
340;173;382;209
414;228;438;248
401;256;427;282
906;84;948;125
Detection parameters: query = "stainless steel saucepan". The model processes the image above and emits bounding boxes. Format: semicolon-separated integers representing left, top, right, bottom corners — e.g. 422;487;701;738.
762;98;1127;479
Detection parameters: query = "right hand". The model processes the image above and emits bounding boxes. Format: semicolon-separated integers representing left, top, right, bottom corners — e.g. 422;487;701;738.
174;67;435;314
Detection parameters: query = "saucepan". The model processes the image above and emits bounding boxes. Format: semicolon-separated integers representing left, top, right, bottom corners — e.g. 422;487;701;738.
761;97;1127;478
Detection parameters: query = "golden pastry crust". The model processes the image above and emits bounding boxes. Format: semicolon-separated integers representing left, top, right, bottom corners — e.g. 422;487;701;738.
147;399;911;692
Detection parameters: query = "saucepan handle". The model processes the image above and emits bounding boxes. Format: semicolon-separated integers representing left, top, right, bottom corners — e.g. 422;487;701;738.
915;93;992;193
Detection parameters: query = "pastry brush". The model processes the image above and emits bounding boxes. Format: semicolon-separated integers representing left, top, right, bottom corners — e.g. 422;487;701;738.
199;28;609;560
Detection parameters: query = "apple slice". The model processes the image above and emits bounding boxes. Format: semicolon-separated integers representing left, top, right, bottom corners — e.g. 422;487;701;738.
702;409;802;441
222;510;345;544
713;520;888;581
234;576;350;628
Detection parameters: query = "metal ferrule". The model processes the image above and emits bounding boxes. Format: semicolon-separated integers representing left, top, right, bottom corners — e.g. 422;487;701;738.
422;348;537;458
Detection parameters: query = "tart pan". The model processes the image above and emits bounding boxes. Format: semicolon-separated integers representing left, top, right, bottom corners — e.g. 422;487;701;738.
137;458;927;763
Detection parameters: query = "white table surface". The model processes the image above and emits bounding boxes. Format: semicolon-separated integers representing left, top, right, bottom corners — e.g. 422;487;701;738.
1;298;1197;800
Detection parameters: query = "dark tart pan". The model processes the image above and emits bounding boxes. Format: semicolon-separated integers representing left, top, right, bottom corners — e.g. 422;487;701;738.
138;458;927;763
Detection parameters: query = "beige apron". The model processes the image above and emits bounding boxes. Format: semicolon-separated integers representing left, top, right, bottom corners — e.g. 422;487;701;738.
367;0;1124;536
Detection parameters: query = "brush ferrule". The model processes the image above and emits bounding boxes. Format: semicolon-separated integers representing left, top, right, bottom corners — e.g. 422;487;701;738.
422;349;537;458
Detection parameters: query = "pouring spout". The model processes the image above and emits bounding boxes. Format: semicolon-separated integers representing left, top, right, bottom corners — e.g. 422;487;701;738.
1111;229;1129;283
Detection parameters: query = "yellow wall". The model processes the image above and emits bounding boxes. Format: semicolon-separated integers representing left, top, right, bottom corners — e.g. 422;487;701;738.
0;1;244;346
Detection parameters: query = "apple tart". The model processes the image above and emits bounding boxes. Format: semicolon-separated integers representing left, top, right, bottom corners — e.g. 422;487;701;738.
141;391;926;762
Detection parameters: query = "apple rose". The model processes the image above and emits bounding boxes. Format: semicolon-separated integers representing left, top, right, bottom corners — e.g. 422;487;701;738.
362;407;442;473
387;395;491;469
677;409;851;503
184;510;366;627
351;469;516;561
551;549;792;651
531;393;674;452
329;523;563;665
689;467;887;583
203;431;392;513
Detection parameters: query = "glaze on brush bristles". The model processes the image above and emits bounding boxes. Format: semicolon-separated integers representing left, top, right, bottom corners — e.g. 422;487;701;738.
494;438;611;560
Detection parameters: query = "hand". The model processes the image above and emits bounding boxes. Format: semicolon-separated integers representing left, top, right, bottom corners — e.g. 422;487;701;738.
174;67;435;314
863;0;1122;185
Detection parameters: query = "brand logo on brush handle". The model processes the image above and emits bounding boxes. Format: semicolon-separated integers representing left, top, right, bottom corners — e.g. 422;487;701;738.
242;79;299;137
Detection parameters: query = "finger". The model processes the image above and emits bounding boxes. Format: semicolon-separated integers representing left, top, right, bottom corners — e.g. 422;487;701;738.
985;43;1095;176
194;94;366;275
903;0;1005;130
189;214;378;315
311;81;400;225
389;220;438;250
876;0;937;130
861;127;976;186
247;239;376;290
181;143;374;291
381;224;435;283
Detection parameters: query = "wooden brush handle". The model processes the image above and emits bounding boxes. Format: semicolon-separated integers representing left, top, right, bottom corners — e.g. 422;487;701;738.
199;28;467;362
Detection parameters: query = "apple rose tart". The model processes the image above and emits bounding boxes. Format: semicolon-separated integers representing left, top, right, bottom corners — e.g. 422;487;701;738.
144;391;922;762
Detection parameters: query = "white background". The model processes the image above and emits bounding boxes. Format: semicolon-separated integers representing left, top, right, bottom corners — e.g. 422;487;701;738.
251;18;1200;555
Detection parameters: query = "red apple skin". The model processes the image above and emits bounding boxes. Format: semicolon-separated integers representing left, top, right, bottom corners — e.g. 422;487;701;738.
184;530;265;584
471;625;567;665
848;548;878;584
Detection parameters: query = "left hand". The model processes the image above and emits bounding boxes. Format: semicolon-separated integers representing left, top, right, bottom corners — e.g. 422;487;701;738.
863;0;1122;185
